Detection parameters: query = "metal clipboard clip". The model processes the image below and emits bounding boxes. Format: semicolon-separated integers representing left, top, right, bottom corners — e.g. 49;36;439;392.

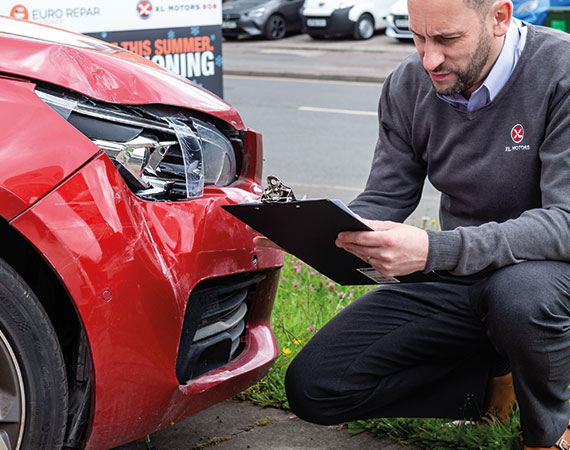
260;176;297;203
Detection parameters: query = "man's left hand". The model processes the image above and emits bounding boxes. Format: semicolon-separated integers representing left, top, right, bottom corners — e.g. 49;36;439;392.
335;220;429;277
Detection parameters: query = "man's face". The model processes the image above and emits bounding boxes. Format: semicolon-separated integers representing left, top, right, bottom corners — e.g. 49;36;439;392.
408;0;495;97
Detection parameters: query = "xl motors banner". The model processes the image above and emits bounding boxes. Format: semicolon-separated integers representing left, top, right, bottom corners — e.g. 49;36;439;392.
3;1;224;96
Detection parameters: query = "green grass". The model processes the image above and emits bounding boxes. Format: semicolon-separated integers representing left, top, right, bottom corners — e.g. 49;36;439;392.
237;254;524;449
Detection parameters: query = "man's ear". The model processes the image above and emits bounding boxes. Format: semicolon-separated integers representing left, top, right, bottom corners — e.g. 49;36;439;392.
492;0;513;37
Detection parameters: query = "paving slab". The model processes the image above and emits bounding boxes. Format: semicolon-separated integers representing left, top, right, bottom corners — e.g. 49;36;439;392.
113;399;409;450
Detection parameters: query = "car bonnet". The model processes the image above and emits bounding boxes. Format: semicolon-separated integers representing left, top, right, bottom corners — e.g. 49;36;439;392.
0;16;245;130
223;0;271;14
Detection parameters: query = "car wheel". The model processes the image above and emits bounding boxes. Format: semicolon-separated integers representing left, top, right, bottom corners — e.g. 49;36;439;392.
0;258;68;450
265;14;287;40
354;13;374;40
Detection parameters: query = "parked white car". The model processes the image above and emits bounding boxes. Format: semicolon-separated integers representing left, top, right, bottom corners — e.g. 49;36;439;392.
301;0;397;39
386;0;412;40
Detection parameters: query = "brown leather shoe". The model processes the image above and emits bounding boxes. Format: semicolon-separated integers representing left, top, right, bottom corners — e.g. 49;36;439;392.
483;372;516;422
523;424;570;449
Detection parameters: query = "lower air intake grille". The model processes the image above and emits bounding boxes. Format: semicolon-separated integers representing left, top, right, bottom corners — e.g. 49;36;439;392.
176;272;267;383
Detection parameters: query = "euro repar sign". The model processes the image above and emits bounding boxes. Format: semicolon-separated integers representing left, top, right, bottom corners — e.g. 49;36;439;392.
4;1;224;97
10;5;102;19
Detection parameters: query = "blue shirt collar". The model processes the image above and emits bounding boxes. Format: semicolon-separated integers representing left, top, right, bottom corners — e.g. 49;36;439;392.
438;18;527;112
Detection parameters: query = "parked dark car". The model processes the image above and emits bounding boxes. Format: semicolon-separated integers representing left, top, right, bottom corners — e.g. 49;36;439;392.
222;0;304;40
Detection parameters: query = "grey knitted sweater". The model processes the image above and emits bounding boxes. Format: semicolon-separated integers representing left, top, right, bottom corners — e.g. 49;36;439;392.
348;25;570;275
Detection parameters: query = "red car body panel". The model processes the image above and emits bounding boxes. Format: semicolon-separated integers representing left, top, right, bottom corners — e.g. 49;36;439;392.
11;155;281;449
0;16;244;129
0;15;281;450
0;77;100;219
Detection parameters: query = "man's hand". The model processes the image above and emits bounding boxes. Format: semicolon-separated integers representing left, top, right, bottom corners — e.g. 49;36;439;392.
335;220;429;277
246;225;284;251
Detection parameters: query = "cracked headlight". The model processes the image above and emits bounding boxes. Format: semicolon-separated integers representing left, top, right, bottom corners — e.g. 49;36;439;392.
194;118;238;187
36;88;239;200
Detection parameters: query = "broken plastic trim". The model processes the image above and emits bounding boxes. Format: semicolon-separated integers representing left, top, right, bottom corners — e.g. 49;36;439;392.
166;118;204;198
93;136;177;191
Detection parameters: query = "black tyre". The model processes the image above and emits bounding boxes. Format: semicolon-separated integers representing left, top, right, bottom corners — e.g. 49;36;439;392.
0;258;68;450
265;14;287;40
354;13;374;40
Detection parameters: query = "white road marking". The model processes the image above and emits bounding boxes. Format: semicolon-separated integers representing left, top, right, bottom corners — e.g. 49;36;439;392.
298;106;376;116
260;49;325;57
224;74;380;86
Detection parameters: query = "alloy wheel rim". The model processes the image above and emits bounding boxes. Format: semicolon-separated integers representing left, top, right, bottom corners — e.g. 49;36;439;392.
359;18;373;39
270;17;285;38
0;328;25;450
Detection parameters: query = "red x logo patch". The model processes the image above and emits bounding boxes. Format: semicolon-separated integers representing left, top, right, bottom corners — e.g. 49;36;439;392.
137;0;152;19
511;124;524;144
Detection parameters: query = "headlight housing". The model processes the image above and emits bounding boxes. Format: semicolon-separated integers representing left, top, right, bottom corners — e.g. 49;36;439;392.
247;7;266;17
339;0;356;9
36;88;240;200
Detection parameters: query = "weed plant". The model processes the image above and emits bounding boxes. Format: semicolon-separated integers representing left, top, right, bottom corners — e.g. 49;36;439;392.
237;254;524;449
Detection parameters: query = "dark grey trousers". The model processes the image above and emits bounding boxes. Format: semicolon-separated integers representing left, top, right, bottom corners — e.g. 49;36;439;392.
285;261;570;447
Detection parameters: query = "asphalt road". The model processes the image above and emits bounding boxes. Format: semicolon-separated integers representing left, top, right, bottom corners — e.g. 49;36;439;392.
223;75;440;225
221;32;440;225
224;75;380;203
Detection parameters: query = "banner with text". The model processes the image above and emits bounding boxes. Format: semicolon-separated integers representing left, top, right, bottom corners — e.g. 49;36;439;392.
88;26;223;95
3;1;224;96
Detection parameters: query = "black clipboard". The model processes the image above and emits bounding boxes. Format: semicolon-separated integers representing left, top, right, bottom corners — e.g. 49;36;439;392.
222;199;440;285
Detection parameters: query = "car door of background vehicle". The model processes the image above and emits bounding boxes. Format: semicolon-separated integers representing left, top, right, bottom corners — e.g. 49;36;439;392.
370;0;398;30
281;0;305;31
348;0;396;31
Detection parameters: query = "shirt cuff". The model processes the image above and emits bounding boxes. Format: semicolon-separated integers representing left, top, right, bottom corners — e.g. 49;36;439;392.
425;229;462;272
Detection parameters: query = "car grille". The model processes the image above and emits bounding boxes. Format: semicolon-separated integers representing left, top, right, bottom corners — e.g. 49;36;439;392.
223;13;241;20
175;271;267;383
392;14;409;32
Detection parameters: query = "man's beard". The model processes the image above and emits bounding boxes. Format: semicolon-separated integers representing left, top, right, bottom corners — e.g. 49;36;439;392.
431;27;492;96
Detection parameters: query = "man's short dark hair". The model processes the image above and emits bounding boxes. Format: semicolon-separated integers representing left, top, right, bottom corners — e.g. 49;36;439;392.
464;0;495;17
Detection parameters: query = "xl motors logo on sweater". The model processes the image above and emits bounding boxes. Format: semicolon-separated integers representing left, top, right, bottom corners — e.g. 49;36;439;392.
505;123;531;152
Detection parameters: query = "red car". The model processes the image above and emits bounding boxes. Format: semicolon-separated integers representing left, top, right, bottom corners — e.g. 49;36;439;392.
0;16;281;450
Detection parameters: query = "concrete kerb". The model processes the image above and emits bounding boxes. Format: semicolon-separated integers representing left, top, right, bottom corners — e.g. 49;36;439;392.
222;69;388;83
222;32;415;54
